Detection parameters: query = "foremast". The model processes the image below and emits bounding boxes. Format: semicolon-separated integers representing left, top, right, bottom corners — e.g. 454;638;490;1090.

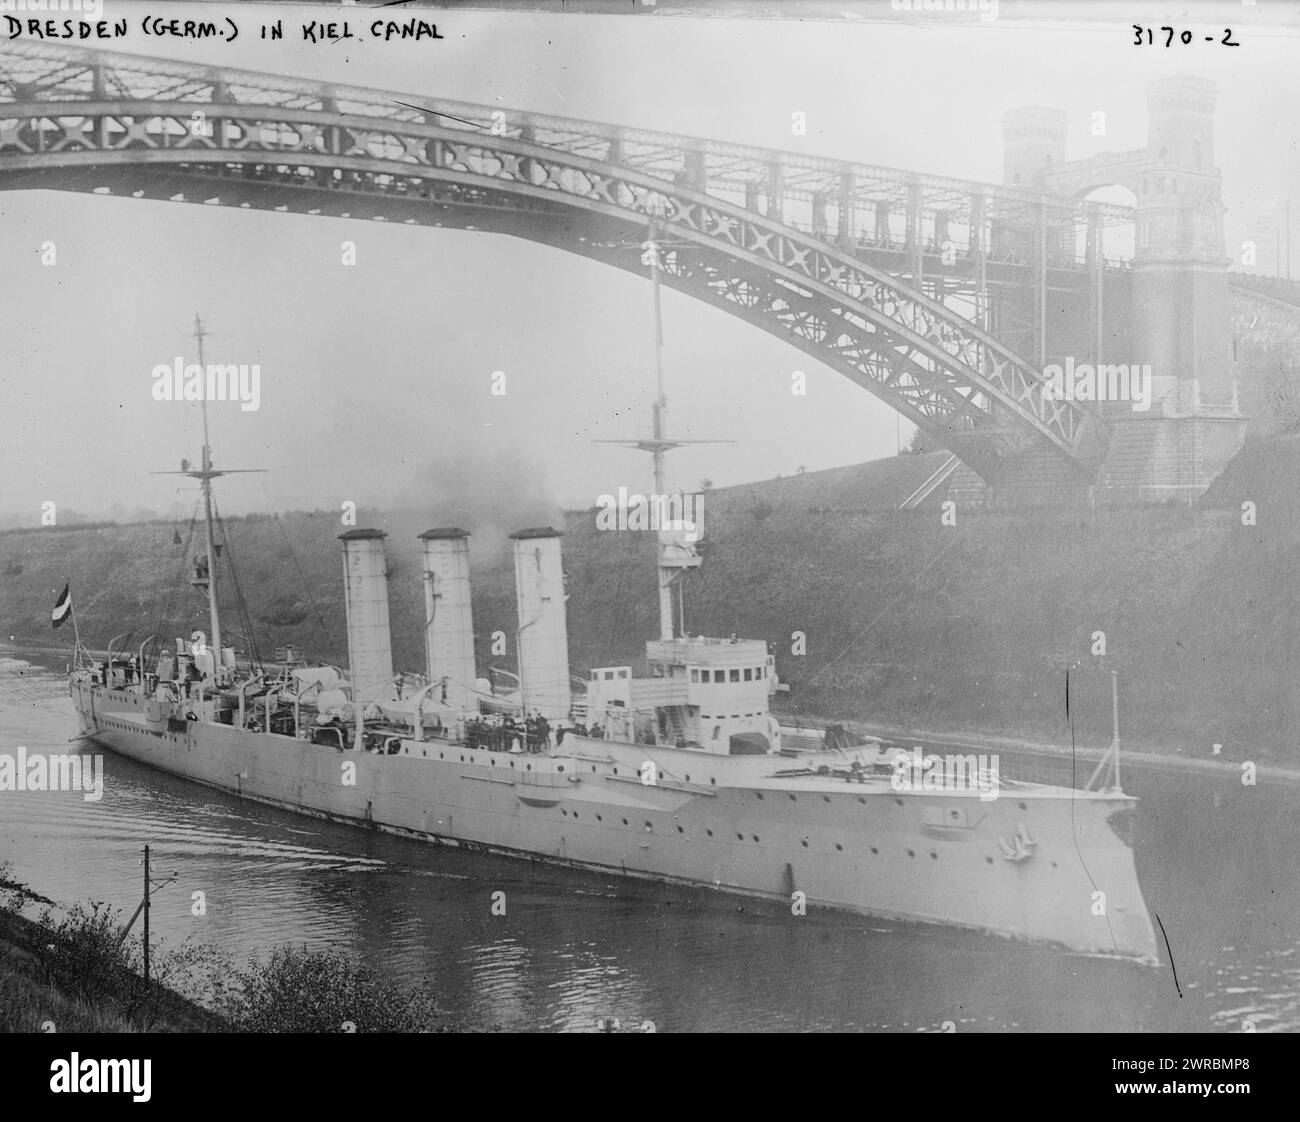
193;314;223;668
153;314;264;688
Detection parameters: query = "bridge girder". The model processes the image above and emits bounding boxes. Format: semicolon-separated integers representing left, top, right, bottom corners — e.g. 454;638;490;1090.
0;46;1115;481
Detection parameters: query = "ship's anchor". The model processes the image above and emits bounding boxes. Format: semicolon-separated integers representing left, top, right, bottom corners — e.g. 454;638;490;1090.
997;823;1036;863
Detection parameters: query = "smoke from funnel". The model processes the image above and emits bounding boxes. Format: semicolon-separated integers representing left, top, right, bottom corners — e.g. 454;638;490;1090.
391;449;560;555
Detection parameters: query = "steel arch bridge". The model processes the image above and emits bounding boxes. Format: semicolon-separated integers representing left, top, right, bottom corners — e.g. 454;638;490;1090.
0;42;1118;482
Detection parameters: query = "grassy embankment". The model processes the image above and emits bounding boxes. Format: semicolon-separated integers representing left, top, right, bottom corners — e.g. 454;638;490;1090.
0;886;223;1033
3;436;1298;762
0;870;445;1033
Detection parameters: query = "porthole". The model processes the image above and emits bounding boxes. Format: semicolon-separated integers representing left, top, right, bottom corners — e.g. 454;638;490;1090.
676;825;684;834
596;814;602;822
929;851;938;860
800;839;808;848
986;856;994;864
789;794;797;802
822;795;830;804
622;818;629;826
894;798;903;807
644;821;652;831
835;843;843;852
752;835;760;843
592;765;597;773
857;796;866;805
706;829;714;837
737;832;744;841
1017;801;1027;811
756;792;764;800
907;849;915;858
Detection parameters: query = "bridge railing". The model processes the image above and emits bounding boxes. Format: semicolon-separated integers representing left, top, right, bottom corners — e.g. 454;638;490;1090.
0;41;1118;471
0;39;1137;274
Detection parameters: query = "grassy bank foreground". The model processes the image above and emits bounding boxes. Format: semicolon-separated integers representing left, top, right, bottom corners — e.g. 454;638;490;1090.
0;868;449;1033
0;909;220;1034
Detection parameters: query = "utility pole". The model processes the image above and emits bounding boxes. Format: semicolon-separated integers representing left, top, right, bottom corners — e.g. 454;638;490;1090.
116;846;178;989
142;844;151;985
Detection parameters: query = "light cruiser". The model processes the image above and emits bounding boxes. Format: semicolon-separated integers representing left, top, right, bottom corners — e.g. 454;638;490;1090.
69;310;1157;963
69;567;1158;961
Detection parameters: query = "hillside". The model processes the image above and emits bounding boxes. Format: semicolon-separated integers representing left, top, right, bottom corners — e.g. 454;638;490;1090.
3;441;1297;761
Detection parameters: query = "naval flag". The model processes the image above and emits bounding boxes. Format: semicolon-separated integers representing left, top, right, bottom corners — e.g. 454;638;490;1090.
51;583;72;629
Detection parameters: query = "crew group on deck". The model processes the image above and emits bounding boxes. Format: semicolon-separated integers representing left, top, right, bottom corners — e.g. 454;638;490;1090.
464;712;600;754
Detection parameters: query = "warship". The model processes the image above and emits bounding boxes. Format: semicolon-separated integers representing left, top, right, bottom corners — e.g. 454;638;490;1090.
68;278;1158;963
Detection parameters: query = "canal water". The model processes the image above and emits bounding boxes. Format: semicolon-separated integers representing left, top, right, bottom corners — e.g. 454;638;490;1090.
1;654;1295;1032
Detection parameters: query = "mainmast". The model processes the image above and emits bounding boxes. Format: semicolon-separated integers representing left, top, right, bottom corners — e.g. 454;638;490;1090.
647;215;674;641
596;212;732;641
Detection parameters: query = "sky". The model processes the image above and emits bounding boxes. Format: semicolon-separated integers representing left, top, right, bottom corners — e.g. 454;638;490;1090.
1;0;1298;526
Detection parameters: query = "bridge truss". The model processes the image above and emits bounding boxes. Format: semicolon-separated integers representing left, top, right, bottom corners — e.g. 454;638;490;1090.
0;42;1136;479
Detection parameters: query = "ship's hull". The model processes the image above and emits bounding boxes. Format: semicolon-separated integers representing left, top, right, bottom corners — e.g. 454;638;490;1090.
73;681;1159;962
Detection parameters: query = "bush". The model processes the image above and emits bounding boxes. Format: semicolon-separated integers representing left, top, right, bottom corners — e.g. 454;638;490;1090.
34;901;129;1007
29;899;231;1031
258;595;309;627
0;861;54;913
225;945;444;1033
